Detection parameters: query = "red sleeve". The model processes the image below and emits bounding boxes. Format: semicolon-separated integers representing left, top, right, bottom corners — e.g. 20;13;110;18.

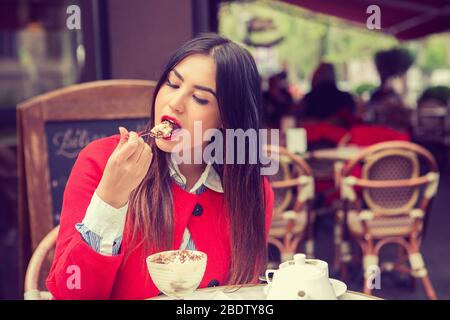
46;135;123;300
263;177;274;241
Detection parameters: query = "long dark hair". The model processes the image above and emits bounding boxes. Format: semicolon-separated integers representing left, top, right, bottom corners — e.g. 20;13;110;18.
128;33;267;285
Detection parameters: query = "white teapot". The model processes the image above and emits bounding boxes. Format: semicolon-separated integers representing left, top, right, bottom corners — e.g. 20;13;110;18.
264;254;337;300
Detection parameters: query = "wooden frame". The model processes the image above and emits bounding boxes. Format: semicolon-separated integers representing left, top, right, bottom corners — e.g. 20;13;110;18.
24;226;59;300
339;141;439;299
272;159;293;215
17;79;156;286
264;145;315;260
343;141;438;175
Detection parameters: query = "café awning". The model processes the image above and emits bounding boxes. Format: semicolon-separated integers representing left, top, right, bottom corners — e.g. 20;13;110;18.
282;0;450;40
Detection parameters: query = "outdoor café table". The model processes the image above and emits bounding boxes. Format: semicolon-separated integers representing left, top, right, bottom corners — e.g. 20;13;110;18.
304;146;363;162
149;284;381;300
303;145;366;186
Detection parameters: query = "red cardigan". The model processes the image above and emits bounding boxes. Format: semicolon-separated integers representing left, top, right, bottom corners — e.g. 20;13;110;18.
46;135;274;300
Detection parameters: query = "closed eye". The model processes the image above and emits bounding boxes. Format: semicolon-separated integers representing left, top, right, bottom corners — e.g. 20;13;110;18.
166;79;179;89
193;95;209;105
167;77;209;105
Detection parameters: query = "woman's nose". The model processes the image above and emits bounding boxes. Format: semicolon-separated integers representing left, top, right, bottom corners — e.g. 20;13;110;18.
168;92;186;113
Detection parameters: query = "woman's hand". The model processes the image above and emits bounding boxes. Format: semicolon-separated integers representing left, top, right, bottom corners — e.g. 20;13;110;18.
96;127;153;208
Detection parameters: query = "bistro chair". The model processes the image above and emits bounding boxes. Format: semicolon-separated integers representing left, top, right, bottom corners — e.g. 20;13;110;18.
24;226;59;300
335;125;412;269
264;145;315;262
339;141;439;299
17;79;155;293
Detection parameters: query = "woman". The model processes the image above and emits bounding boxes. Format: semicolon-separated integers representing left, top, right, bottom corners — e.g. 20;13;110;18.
46;33;274;299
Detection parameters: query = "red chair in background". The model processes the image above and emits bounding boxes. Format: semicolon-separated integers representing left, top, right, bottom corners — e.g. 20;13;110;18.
302;122;348;146
340;124;410;147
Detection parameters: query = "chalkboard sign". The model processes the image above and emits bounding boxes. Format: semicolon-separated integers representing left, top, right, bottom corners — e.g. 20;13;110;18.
45;118;149;225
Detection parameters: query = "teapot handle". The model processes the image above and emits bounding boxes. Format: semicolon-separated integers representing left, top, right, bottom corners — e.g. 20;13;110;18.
265;269;277;284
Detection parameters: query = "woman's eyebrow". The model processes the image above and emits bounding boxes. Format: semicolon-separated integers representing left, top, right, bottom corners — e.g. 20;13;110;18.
194;84;217;98
172;68;217;98
173;69;184;81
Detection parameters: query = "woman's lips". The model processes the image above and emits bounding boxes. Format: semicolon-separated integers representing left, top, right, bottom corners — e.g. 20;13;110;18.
159;116;182;141
161;116;181;129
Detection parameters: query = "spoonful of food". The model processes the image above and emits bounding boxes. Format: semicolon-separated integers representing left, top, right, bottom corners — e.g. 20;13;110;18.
139;120;175;139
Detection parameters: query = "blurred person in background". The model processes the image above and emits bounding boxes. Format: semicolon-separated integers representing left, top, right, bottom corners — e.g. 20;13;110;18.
366;48;414;132
417;85;450;108
262;71;295;128
295;62;357;128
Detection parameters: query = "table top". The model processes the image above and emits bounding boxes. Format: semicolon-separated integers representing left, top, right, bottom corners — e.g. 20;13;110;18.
305;146;363;161
149;284;381;300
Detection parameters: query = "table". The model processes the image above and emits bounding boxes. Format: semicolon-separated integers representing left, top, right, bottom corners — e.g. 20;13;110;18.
150;284;381;300
305;146;363;161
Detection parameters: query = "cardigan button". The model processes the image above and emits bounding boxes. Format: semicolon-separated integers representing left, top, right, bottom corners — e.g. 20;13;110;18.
192;203;203;217
208;279;220;287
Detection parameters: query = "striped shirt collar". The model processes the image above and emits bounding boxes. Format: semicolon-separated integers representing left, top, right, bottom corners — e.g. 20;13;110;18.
168;160;224;194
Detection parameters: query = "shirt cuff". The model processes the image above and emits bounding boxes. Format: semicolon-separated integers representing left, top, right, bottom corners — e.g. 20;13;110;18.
81;190;128;255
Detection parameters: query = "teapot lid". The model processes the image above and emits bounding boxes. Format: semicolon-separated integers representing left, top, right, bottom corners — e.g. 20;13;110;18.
294;254;306;264
287;254;326;279
295;263;323;278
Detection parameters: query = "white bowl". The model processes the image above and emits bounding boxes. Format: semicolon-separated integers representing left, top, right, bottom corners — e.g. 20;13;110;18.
146;250;207;299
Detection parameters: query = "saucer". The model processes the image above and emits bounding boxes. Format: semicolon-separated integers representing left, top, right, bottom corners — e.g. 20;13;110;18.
263;278;347;298
330;278;347;298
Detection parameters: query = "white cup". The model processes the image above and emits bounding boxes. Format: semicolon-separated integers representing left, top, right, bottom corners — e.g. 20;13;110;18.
286;128;307;154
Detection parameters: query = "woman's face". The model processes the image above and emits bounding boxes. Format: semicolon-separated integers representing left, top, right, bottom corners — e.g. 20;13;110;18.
154;54;221;154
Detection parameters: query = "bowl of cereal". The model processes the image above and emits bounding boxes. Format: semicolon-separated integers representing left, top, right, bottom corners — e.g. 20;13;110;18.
146;250;207;299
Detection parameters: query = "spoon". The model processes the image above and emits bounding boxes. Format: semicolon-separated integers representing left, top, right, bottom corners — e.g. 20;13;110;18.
139;132;157;138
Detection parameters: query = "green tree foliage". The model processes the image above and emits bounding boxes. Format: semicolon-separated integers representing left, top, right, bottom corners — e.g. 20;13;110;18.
219;1;450;81
418;35;450;74
219;1;396;79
